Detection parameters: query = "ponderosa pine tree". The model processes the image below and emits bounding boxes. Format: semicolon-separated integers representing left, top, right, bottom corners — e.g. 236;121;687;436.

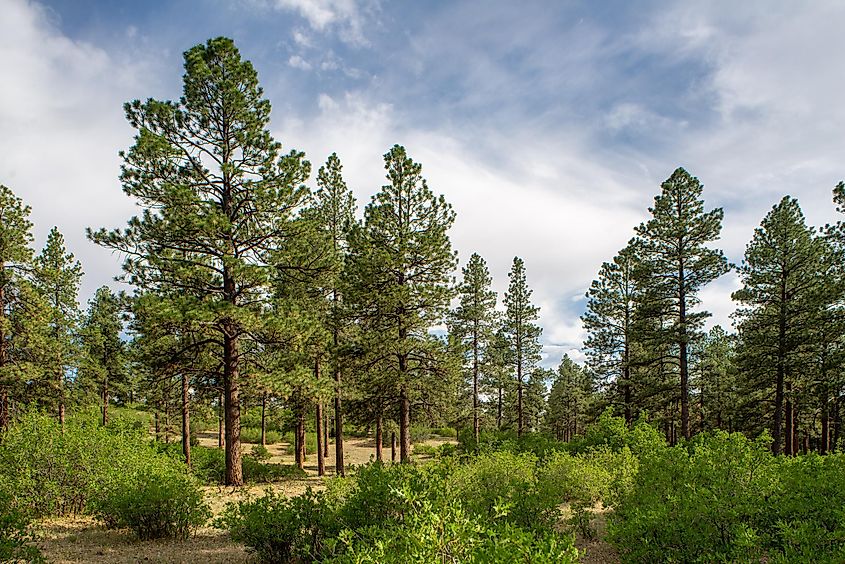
90;37;310;485
547;355;593;440
346;145;457;462
79;286;126;426
503;256;542;437
582;243;639;423
635;168;729;439
450;253;498;441
692;325;737;432
0;185;35;429
311;153;357;476
33;227;82;426
733;196;825;454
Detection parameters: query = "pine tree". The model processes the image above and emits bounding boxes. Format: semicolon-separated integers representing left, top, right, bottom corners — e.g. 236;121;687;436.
79;286;126;426
635;168;729;439
582;243;639;423
503;256;542;437
90;37;310;485
311;153;357;476
733;196;824;454
0;185;35;429
547;355;594;440
32;227;83;426
450;253;498;441
692;325;737;432
345;145;457;462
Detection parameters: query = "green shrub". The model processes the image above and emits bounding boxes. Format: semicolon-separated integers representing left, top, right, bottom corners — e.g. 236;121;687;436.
218;489;338;562
431;426;457;438
330;498;579;564
0;410;164;517
93;466;210;540
568;409;665;457
609;431;778;562
243;457;306;483
251;444;271;461
409;424;431;443
240;427;281;445
283;431;317;454
452;451;559;530
0;490;43;563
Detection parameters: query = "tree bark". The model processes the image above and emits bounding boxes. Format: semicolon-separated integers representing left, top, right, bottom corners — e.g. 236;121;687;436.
295;405;305;470
785;382;794;456
102;373;109;427
391;431;396;462
472;329;480;442
0;278;8;430
323;408;329;458
315;358;325;476
218;391;224;449
155;411;161;441
334;366;345;476
260;391;267;447
182;373;191;467
375;413;383;462
773;278;787;455
399;386;411;463
223;331;243;485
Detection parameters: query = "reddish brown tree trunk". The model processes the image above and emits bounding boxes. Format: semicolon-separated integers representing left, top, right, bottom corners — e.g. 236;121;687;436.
785;384;794;456
182;373;191;467
399;386;411;463
260;391;267;447
375;414;383;462
295;405;306;470
218;391;224;449
391;431;396;462
223;331;243;485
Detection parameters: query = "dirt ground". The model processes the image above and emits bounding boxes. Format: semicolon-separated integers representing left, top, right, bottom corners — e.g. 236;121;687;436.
36;435;619;563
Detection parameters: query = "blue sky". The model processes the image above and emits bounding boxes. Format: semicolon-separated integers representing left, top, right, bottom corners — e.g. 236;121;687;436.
2;0;844;367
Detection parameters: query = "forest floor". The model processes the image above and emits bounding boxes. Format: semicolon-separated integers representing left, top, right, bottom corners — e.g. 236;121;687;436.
36;433;618;563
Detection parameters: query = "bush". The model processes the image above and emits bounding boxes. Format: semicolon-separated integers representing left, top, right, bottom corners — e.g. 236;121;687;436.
409;424;431;443
0;490;43;563
93;466;210;540
0;410;165;518
251;444;271;461
218;489;338;562
241;426;281;445
568;409;665;457
431;426;457;438
452;451;560;530
609;431;778;562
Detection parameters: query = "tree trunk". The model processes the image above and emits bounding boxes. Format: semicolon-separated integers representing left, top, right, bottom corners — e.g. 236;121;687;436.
497;384;503;429
315;358;325;476
182;373;191;467
316;401;325;475
472;332;480;442
391;431;396;462
773;280;787;455
102;374;109;427
0;279;8;430
517;354;524;438
323;408;329;458
223;332;243;486
164;399;170;443
375;413;383;462
334;366;345;477
155;411;160;441
58;368;65;429
785;383;794;456
295;405;305;470
218;391;224;449
623;365;632;426
399;386;411;463
260;391;267;447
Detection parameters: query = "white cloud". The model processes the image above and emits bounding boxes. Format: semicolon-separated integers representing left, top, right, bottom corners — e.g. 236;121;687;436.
288;54;312;70
271;0;378;46
0;0;156;301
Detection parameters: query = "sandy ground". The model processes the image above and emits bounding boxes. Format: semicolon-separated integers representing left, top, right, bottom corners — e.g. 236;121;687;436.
36;435;619;563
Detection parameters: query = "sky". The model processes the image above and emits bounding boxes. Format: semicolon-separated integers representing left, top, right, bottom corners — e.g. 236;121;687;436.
2;0;844;368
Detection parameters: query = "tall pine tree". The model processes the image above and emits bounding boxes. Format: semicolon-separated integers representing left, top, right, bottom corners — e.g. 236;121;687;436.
346;145;457;462
503;256;542;437
450;253;498;441
635;168;729;439
90;37;310;485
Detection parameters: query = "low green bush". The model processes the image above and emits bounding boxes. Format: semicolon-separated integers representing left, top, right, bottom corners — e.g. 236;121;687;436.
0;410;162;518
240;426;281;445
218;489;337;562
607;431;845;563
431;426;457;438
0;490;43;563
250;444;271;461
92;466;210;540
568;409;665;457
